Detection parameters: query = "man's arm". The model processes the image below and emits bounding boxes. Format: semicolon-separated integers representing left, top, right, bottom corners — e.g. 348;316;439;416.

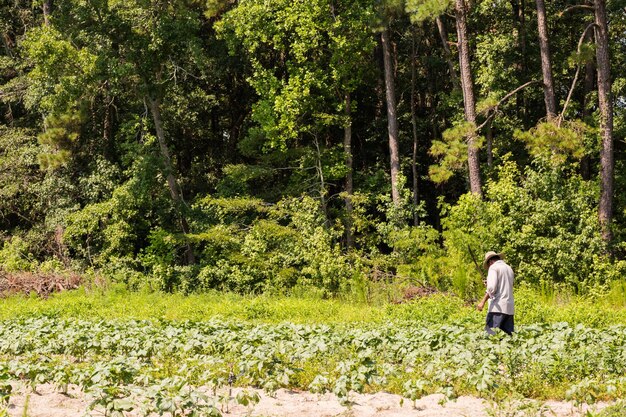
476;292;490;311
477;267;497;311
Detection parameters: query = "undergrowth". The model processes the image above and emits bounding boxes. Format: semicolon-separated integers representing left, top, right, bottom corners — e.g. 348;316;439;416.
2;283;626;328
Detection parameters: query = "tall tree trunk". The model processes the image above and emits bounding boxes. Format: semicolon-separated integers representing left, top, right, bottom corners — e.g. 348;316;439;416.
511;0;528;121
581;29;594;180
595;0;613;243
313;134;330;226
43;0;52;26
344;92;354;248
435;16;460;90
103;81;115;160
146;95;195;264
454;0;482;197
486;120;493;168
381;28;401;206
411;31;420;226
519;0;526;65
535;0;557;119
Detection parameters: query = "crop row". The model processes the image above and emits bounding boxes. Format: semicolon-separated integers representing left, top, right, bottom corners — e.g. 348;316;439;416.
1;318;625;415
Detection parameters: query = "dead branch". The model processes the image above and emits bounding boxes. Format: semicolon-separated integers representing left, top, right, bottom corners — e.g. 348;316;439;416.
476;80;540;131
560;4;595;16
558;23;598;126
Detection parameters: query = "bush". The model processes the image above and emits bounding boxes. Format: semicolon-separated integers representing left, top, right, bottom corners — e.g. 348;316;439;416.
51;152;626;300
0;237;37;272
191;195;355;295
441;157;625;292
63;180;143;265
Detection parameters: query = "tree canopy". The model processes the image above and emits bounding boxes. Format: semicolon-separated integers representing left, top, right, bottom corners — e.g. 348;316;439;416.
2;0;626;296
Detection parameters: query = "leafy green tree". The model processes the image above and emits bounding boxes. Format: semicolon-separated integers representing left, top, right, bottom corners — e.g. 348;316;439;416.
217;0;376;219
1;0;626;297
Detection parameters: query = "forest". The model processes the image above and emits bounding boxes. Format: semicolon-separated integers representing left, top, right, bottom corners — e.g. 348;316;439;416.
2;0;626;299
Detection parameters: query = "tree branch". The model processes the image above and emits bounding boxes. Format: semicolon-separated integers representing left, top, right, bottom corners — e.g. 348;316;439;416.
559;4;595;16
476;80;540;131
559;23;598;126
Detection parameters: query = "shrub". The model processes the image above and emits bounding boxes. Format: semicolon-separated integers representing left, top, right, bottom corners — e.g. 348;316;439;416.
441;157;625;292
191;195;355;295
0;237;37;272
63;180;143;265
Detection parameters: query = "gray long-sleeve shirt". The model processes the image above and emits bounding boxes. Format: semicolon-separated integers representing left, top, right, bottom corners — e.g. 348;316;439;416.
486;260;515;315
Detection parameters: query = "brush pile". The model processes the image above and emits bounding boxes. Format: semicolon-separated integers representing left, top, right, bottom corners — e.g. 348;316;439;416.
0;270;81;297
392;284;441;304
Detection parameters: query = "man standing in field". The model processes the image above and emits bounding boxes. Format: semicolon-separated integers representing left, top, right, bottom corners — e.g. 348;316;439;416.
476;251;514;335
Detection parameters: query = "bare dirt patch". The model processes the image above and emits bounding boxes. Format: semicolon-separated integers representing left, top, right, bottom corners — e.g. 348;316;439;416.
4;383;610;417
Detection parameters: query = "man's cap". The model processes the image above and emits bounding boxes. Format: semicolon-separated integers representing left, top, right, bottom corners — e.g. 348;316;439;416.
483;251;503;268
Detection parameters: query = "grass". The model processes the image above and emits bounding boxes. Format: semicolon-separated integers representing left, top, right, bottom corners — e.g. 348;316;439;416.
2;283;626;328
0;284;388;323
21;394;29;417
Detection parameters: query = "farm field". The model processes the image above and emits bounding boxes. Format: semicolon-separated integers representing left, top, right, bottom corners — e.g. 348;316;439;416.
6;0;626;415
2;289;626;417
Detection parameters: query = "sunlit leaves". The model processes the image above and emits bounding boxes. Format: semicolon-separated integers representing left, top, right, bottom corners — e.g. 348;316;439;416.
567;43;595;68
38;110;83;169
475;94;499;116
216;0;331;147
474;27;518;93
217;0;374;149
429;121;483;184
514;120;591;166
405;0;452;23
22;26;97;113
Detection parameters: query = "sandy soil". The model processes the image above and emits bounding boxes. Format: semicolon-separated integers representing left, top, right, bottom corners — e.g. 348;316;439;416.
5;383;610;417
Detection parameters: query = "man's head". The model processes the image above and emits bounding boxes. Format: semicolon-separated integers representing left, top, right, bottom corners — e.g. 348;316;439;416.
483;251;503;269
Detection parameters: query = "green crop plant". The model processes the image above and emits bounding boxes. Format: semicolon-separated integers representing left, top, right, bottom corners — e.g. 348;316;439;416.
0;316;625;415
0;381;10;406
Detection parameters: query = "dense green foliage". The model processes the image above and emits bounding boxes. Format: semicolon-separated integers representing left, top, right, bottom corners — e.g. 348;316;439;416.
441;159;626;291
2;0;626;297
